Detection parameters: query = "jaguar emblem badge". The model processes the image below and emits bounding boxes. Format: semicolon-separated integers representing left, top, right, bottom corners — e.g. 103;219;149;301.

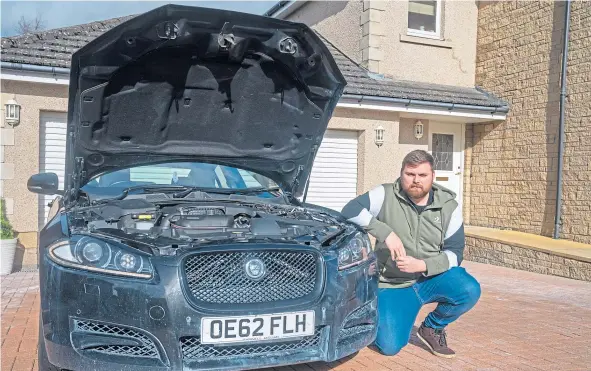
244;258;267;281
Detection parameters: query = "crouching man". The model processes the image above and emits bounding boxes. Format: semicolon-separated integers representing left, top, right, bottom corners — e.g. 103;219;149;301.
341;150;481;358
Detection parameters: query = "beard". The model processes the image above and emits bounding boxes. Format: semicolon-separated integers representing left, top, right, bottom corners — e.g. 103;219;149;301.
404;184;430;199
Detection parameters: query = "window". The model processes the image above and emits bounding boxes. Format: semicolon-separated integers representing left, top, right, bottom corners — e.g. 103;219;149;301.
407;0;442;39
432;134;453;171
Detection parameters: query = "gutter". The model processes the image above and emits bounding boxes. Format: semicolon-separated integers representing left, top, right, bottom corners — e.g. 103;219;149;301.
554;0;571;239
341;94;510;114
1;61;70;75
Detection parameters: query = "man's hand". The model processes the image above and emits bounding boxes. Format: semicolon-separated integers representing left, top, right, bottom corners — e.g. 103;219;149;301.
385;232;406;260
396;256;427;274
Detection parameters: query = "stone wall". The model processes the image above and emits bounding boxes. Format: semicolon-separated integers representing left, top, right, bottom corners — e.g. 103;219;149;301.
559;1;591;243
463;123;474;224
472;1;591;243
465;236;591;282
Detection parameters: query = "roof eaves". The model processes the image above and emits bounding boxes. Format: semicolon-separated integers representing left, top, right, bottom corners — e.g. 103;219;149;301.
263;1;291;16
262;0;307;19
474;85;511;109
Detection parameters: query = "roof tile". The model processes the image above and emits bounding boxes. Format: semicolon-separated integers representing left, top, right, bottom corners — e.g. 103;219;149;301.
1;14;507;108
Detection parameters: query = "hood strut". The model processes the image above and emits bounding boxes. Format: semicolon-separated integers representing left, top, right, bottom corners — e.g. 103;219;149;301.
69;157;86;204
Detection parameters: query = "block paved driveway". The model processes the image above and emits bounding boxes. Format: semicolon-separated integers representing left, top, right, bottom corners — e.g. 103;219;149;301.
2;261;591;371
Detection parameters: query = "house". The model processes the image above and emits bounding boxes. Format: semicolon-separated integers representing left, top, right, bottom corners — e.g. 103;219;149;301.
261;1;591;282
0;1;510;269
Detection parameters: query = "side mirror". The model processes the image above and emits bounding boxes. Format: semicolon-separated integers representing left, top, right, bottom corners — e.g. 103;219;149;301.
27;173;62;195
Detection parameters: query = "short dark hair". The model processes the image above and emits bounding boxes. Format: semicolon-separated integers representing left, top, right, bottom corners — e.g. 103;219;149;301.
401;149;434;172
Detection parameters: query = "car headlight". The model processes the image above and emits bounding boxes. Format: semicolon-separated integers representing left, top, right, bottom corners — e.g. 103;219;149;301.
337;232;371;270
47;236;154;279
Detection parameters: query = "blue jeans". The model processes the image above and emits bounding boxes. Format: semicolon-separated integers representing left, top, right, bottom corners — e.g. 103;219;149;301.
375;267;481;356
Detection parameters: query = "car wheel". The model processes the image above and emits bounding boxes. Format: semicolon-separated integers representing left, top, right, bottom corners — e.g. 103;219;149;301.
38;316;60;371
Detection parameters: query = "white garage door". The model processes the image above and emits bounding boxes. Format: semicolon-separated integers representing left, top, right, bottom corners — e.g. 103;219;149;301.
304;130;358;212
39;112;67;228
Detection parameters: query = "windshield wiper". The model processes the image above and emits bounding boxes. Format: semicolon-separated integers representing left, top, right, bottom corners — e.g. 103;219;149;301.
93;185;189;204
234;186;282;195
173;186;282;198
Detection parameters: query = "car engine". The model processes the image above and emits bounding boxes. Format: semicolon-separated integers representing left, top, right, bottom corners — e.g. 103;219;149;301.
68;197;352;254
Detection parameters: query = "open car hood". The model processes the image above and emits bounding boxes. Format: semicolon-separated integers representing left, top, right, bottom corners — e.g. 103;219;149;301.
65;4;346;200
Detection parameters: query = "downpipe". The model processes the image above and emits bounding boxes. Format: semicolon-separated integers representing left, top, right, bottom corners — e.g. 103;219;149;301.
554;0;571;239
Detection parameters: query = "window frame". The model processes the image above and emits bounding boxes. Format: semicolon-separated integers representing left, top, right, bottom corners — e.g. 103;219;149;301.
407;0;442;40
431;133;454;172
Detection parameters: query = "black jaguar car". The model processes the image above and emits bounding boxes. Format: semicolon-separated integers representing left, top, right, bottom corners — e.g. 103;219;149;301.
27;4;378;371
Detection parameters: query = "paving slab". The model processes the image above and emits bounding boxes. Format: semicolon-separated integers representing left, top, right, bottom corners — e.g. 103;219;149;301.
1;262;590;371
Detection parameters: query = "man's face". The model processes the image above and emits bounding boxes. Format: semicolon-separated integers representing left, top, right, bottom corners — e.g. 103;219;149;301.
400;162;434;199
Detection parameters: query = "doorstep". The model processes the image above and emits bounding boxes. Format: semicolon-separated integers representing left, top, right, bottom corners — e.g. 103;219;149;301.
464;226;591;281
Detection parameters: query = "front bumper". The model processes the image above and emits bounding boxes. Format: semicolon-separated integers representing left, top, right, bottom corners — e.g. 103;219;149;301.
39;248;378;371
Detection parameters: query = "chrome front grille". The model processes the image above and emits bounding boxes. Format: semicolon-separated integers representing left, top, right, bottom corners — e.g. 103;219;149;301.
180;328;323;360
183;250;318;304
73;320;159;359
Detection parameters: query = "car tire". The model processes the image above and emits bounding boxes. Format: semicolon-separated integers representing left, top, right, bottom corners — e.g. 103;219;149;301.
38;316;60;371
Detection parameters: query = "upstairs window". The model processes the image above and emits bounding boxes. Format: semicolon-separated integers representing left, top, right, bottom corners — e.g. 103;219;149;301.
407;0;442;39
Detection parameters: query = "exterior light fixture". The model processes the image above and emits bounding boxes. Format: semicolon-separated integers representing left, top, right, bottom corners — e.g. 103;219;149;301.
4;96;21;127
374;125;384;147
414;120;424;140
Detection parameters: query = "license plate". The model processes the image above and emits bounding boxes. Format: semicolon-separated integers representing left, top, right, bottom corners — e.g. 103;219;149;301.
201;311;315;344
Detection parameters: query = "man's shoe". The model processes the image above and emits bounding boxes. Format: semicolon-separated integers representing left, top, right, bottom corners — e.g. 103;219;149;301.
416;323;456;358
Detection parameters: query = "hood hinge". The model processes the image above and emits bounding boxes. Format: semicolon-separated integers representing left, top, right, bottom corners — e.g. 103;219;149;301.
218;22;235;51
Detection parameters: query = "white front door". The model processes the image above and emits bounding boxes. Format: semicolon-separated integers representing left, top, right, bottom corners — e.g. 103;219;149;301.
428;122;464;211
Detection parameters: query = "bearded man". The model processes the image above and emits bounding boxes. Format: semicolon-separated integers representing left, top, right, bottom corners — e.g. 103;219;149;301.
341;149;481;358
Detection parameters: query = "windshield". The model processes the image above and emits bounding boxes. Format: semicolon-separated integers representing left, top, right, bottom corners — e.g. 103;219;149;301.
81;162;280;196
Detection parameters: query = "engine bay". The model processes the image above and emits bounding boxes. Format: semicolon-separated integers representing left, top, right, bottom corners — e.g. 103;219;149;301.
69;198;352;254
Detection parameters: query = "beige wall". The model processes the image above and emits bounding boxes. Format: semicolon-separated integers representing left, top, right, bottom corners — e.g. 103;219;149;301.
285;0;478;87
473;1;591;243
1;80;69;249
328;108;400;194
286;1;363;64
380;0;477;86
328;108;431;194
